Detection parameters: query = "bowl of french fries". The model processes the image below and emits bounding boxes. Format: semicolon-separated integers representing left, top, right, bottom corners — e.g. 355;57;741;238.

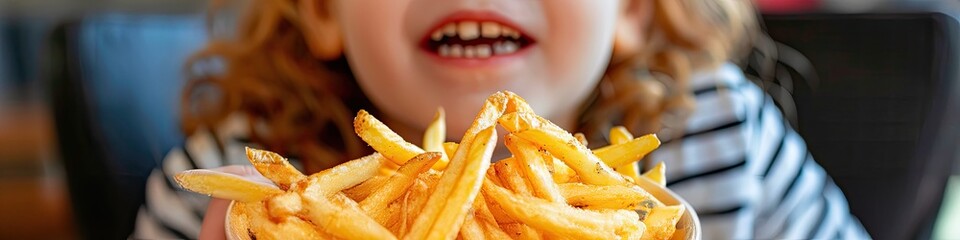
176;91;700;240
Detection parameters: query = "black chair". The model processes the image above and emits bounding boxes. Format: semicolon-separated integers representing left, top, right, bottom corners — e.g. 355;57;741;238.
758;13;960;240
48;14;205;239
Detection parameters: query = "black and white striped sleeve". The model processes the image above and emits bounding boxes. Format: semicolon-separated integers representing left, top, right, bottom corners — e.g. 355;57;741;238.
133;115;254;239
648;63;870;239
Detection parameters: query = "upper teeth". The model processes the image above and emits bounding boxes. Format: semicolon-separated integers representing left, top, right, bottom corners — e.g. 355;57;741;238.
431;21;521;41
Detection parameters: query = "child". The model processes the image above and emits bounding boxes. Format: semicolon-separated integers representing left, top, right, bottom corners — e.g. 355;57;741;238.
134;0;870;239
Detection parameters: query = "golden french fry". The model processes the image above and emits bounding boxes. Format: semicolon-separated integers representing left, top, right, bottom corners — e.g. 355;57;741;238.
616;163;642;184
482;178;645;240
299;192;397;240
457;91;534;154
247;201;331;240
642;161;666;186
499;112;626;186
479;216;514;239
380;159;402;176
559;182;663;211
485;193;518;224
494;158;535;196
500;222;544;240
573;132;588;146
266;191;301;219
175;169;282;202
423;108;450;170
344;175;387;201
383;201;403;230
609;126;633;144
641;205;685;240
391;191;411;236
549;157;576;183
472;193;497;225
606;126;643;183
458;212;486;240
355;109;424;165
245;147;305;190
406;127;496;240
442;142;459;159
399;173;435;236
361;152;441;225
594;134;660;168
476;175;518;225
300;153;384;197
505;134;565;203
492;159;555;239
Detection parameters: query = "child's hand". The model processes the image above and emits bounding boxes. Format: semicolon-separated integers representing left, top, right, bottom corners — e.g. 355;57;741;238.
197;165;270;240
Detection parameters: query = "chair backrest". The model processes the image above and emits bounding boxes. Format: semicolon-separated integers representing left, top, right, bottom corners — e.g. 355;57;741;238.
50;14;205;239
761;13;960;240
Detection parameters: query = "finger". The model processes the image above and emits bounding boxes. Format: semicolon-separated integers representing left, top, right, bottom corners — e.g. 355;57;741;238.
199;198;231;240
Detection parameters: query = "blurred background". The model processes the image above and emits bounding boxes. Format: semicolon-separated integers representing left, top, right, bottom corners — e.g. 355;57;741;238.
1;0;959;239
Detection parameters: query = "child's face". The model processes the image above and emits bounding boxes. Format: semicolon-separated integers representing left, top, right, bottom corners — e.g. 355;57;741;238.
328;0;624;137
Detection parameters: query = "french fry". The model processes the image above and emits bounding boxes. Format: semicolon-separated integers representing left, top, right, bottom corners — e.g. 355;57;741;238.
494;158;535;196
300;152;385;197
472;193;497;225
485;194;518;225
609;126;633;144
499;112;626;186
573;132;588;146
361;152;441;225
458;91;534;153
594;134;660;168
499;222;544;240
400;172;438;236
245;147;305;190
549;157;577;183
423;108;450;170
380;160;402;176
344;175;388;201
355;110;424;165
175;169;282;202
459;212;486;240
299;192;396;240
607;126;643;183
479;217;515;239
266;191;301;219
505;134;565;203
482;178;645;240
383;201;403;230
641;205;685;240
495;160;560;240
247;201;331;240
442;142;459;159
406;127;497;240
642;161;667;186
559;182;663;211
495;159;561;239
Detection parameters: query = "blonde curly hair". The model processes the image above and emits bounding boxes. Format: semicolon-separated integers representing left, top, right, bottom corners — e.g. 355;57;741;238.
182;0;758;173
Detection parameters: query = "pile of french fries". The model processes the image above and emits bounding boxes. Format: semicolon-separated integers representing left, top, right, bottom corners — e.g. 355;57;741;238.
175;91;686;240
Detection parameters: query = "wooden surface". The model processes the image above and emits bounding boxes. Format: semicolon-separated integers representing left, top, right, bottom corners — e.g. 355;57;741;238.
0;101;77;239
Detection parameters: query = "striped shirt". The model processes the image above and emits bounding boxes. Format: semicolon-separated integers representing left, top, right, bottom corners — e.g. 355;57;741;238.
133;64;870;239
650;63;869;239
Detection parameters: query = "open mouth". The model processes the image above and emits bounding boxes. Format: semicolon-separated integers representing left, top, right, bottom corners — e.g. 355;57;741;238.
422;20;535;59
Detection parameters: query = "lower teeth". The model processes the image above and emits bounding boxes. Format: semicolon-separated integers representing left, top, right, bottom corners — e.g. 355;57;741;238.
437;41;519;58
